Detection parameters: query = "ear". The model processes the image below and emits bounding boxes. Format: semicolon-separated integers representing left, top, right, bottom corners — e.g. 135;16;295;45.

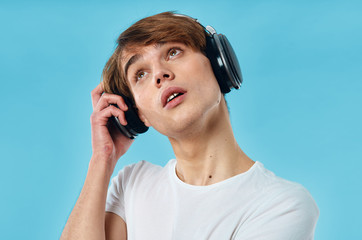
138;112;151;127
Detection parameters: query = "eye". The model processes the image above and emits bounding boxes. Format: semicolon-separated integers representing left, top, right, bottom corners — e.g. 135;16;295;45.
168;47;182;59
135;70;147;82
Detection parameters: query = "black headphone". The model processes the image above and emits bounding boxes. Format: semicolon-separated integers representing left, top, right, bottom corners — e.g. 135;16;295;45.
112;15;243;139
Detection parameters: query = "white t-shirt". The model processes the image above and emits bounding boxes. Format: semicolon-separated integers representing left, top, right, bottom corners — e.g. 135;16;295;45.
106;160;319;240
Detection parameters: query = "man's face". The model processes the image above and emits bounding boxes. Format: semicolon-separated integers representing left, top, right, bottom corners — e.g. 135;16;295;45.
121;42;223;138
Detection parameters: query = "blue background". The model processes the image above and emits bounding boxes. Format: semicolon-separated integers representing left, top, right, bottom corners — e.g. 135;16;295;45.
1;0;361;239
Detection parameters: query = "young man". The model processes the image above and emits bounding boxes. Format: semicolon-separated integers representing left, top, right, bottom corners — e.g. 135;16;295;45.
61;12;319;240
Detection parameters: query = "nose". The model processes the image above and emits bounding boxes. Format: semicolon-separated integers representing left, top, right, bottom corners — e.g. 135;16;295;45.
154;64;175;87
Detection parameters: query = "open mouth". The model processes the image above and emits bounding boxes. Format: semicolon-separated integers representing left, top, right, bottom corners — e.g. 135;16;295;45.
166;92;184;104
162;87;187;108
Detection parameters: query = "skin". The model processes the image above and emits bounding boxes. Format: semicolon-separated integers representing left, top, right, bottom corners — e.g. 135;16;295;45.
61;83;130;240
124;42;254;185
61;42;254;240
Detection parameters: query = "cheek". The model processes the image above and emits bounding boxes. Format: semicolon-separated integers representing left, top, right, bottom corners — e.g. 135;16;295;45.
134;93;150;114
191;60;220;93
194;56;217;83
194;61;222;104
134;91;156;122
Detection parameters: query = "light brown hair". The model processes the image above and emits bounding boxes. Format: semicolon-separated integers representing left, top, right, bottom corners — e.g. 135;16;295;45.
101;11;206;101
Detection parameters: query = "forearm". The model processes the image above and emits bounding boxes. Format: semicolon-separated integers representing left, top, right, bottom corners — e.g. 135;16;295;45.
61;157;114;240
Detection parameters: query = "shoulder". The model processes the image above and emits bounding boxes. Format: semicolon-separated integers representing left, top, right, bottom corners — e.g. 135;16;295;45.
254;162;319;213
120;160;163;178
111;160;170;190
235;162;319;239
258;163;319;233
114;160;163;180
263;178;319;222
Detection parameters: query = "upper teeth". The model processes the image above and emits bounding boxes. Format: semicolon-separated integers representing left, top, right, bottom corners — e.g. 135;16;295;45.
167;93;180;103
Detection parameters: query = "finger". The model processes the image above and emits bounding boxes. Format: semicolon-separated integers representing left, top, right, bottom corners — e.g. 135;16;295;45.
92;105;128;126
94;93;128;113
91;82;105;110
109;105;128;126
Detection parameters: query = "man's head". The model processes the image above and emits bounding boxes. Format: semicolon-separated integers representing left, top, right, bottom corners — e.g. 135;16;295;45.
102;11;206;101
101;12;242;138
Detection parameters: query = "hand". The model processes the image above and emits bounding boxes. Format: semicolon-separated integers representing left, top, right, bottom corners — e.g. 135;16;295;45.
90;82;133;169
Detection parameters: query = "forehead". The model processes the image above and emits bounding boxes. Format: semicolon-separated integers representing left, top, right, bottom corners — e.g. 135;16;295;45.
120;43;159;66
120;43;164;78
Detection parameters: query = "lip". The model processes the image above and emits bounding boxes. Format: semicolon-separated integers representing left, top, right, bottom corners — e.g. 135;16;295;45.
161;86;187;108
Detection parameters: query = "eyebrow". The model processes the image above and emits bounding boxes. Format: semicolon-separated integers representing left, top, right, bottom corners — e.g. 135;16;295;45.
124;54;141;78
124;43;166;78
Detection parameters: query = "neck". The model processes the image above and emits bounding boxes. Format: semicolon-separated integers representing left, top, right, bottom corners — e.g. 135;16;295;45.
168;99;254;186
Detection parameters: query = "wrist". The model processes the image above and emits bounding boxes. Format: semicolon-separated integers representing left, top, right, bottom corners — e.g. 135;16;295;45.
89;155;116;178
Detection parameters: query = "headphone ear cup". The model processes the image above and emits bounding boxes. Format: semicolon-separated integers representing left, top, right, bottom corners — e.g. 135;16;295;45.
205;29;243;93
111;94;149;139
205;35;231;93
218;35;243;90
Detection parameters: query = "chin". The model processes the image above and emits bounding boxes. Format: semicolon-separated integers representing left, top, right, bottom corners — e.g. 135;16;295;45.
164;108;216;139
153;91;224;138
157;118;196;138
